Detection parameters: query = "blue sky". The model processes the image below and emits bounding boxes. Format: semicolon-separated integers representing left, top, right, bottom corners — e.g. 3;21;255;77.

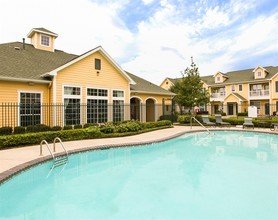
0;0;277;85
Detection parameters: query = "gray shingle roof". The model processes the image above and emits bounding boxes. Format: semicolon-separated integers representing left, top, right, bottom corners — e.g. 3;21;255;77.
126;72;175;95
27;28;58;37
166;66;278;86
0;42;78;81
201;66;278;86
0;42;174;96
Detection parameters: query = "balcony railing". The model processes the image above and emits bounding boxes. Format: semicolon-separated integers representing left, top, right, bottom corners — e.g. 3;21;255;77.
210;92;226;99
249;90;269;97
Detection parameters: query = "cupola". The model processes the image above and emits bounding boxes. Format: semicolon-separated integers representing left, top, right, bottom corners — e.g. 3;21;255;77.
27;27;58;52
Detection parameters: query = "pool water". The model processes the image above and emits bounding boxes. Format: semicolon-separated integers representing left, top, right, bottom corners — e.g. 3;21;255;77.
0;131;277;220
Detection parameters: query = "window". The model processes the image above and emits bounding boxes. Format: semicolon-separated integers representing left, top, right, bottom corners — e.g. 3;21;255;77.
276;81;278;92
64;86;81;125
217;77;220;82
250;101;260;114
19;92;41;126
87;88;108;123
113;100;124;122
257;71;261;77
41;35;50;46
113;90;124;97
95;58;101;70
231;85;235;92
113;90;125;121
239;84;243;92
87;88;107;97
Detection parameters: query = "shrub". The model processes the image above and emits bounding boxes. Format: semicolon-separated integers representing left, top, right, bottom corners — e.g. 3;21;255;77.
51;126;62;131
84;123;99;128
177;115;192;124
63;125;73;130
26;124;51;133
100;123;115;133
84;126;101;138
222;117;244;125
0;127;13;136
159;114;177;122
0;128;102;148
116;121;141;133
196;111;208;115
13;126;26;134
74;124;83;129
237;112;248;116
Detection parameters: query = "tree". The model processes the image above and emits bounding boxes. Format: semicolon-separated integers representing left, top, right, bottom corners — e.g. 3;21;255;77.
170;58;210;114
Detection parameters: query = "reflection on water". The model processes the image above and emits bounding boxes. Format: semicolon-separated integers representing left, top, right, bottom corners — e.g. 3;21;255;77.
191;131;278;162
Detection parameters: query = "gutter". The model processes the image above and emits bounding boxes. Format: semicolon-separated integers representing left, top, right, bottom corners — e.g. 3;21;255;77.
0;76;51;84
131;90;176;96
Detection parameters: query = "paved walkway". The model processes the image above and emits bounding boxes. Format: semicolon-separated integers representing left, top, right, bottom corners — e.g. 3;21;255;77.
0;125;273;183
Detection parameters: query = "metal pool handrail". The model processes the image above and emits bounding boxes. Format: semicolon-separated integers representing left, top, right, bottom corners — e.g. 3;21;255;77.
40;140;55;159
190;116;210;134
53;137;68;157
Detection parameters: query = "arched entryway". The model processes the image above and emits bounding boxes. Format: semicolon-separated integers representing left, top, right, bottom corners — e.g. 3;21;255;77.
146;98;155;122
130;97;141;121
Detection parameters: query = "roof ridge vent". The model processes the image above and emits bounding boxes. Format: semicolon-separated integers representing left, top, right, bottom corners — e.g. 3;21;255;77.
14;46;21;50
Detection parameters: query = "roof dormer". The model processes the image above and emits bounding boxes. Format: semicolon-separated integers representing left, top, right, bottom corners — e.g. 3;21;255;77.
27;28;58;52
213;71;228;83
253;66;268;79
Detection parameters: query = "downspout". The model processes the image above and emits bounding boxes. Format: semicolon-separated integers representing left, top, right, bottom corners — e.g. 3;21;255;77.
52;75;57;126
48;81;52;126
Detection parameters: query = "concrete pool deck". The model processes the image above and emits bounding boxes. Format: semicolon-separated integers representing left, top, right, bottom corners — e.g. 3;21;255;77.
0;125;275;183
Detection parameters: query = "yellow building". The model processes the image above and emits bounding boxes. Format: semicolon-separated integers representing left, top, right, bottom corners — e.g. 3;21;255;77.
161;66;278;116
0;28;174;128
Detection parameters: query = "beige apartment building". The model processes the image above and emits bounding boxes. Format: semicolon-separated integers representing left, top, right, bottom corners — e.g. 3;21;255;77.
161;66;278;116
0;28;174;128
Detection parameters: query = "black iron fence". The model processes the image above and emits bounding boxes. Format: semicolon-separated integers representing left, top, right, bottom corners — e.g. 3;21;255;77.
0;103;173;128
1;102;276;129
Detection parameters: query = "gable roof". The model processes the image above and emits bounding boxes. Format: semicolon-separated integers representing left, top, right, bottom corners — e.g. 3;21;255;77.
225;93;247;102
165;66;278;87
43;46;135;84
0;42;77;82
27;27;58;38
213;71;228;78
127;72;175;96
202;66;278;86
0;42;136;84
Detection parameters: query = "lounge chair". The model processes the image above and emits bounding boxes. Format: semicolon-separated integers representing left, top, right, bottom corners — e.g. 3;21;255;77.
201;115;216;126
215;114;230;126
243;118;254;129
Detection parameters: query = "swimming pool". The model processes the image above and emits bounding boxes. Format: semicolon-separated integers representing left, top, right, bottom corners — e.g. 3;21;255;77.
0;131;277;219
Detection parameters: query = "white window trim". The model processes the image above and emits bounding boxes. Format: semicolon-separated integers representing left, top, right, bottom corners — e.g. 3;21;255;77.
63;85;82;98
40;35;50;47
86;87;109;123
231;85;236;92
86;87;109;100
112;89;125;101
17;90;43;126
112;89;125;121
62;85;82;126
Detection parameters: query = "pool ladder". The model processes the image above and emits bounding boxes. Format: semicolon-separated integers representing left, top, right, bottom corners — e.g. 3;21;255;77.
40;137;69;168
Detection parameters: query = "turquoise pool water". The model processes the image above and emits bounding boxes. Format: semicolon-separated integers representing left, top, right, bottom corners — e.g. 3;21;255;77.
0;131;277;220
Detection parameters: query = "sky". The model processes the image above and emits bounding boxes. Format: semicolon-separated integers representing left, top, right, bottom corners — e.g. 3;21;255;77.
0;0;277;85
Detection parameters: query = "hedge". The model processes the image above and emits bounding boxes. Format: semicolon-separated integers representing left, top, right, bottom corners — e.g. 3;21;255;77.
0;120;172;148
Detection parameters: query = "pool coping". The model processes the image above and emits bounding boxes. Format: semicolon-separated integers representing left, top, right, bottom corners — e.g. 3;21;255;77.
0;126;277;185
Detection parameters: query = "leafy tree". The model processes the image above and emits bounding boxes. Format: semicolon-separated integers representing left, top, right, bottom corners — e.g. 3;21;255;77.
170;58;210;113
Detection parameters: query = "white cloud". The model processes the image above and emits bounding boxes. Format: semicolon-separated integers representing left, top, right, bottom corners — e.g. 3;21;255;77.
142;0;155;5
0;0;277;85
